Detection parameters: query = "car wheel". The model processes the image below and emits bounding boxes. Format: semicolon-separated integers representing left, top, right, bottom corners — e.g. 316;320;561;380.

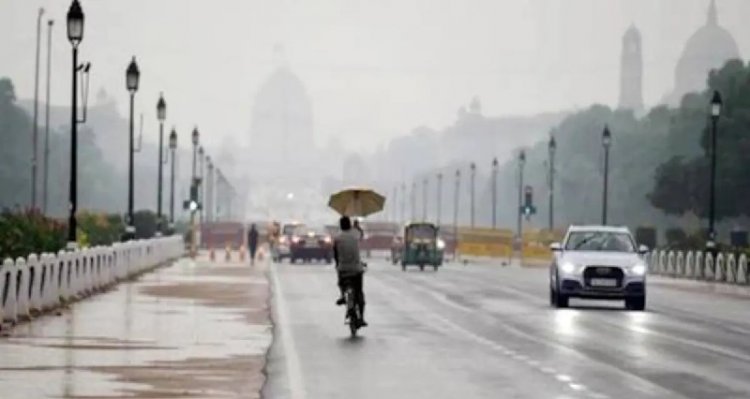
549;286;556;307
290;257;296;264
555;291;569;308
626;296;646;311
401;263;406;272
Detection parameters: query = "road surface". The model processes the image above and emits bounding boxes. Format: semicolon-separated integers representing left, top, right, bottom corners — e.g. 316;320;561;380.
265;259;750;399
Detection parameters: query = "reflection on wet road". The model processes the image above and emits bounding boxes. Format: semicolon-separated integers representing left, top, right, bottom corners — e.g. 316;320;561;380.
265;260;750;399
0;256;271;398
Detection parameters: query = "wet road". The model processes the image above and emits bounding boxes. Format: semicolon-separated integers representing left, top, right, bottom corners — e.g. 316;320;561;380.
0;256;271;398
265;259;750;399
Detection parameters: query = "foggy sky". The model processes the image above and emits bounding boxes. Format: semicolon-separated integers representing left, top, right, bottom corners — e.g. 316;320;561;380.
2;0;749;154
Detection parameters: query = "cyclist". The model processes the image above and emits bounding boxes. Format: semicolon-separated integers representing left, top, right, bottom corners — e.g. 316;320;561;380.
333;216;367;327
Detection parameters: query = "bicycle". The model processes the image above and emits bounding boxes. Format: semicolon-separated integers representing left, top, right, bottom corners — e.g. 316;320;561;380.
343;281;363;337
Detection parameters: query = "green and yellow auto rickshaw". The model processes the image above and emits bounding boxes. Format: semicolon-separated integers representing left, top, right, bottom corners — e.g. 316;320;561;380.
397;222;445;271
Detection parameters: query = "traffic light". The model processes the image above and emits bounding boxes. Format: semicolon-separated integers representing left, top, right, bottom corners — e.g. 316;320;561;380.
520;185;536;217
183;181;202;212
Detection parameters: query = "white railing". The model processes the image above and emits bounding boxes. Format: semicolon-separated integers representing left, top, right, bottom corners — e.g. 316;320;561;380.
0;236;183;326
646;249;750;286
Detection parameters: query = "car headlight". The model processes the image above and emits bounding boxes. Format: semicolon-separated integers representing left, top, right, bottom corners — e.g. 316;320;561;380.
560;262;576;274
631;263;647;276
436;239;446;250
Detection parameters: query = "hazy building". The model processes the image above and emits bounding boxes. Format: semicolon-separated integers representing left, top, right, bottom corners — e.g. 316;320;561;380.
618;25;644;112
250;64;314;171
667;0;740;105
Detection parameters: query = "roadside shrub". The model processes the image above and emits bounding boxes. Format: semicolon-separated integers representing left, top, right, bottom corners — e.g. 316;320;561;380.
665;228;688;249
78;211;124;246
0;209;65;259
635;227;657;248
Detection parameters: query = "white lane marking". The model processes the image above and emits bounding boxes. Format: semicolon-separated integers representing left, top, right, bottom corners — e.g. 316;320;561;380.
569;383;586;391
270;263;307;399
385;272;692;399
556;374;572;382
370;275;600;397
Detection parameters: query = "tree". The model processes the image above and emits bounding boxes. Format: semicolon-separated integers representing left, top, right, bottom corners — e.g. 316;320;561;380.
650;59;750;220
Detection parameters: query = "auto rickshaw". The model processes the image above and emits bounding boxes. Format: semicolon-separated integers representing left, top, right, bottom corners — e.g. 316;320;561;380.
397;222;444;271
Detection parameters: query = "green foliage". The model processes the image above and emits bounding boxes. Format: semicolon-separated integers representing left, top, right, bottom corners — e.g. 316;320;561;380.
0;209;66;260
635;227;657;248
133;210;158;239
650;59;750;220
78;212;124;246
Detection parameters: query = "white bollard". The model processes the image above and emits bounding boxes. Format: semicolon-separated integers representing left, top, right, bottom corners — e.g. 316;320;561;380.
26;254;43;314
715;253;725;282
0;258;16;324
685;251;695;278
14;257;30;321
676;251;685;277
727;254;737;284
738;254;748;285
695;252;704;279
667;251;676;276
41;253;59;310
659;251;668;275
704;253;714;280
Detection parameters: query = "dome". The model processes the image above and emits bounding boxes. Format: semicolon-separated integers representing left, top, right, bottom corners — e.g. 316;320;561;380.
671;0;740;103
250;66;314;163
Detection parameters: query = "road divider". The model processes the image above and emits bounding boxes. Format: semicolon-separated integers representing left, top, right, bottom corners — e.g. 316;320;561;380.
0;236;183;329
647;249;749;285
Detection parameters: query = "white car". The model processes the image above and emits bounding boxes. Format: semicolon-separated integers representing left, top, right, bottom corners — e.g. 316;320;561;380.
549;225;649;310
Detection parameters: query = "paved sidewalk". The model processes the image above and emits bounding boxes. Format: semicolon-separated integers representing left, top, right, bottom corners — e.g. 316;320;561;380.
0;253;272;398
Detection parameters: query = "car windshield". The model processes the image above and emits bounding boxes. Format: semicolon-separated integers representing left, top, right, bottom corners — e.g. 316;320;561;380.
283;225;305;236
564;231;636;252
408;225;436;240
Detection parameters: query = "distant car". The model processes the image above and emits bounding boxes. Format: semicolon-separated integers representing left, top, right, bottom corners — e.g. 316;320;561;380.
549;225;649;310
289;226;334;264
274;222;305;262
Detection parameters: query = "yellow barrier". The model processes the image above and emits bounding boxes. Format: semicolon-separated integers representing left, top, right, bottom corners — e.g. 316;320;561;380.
457;227;513;258
521;229;564;261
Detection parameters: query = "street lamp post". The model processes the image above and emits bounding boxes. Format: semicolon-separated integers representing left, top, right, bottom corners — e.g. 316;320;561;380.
215;168;222;221
453;169;461;261
436;172;443;226
32;7;44;209
492;158;498;229
206;157;213;223
400;183;406;224
602;125;612;225
125;57;140;238
192;128;199;177
708;91;723;250
410;181;416;221
548;134;556;230
392;185;398;223
168;128;177;225
470;162;476;228
189;128;199;255
198;146;205;223
42;18;54;214
422;178;428;222
517;150;526;241
66;0;84;247
156;94;166;233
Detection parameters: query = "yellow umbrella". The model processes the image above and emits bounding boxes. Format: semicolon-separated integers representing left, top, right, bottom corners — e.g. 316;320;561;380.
328;187;386;217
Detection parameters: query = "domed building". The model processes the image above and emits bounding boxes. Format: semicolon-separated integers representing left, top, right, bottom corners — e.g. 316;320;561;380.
667;0;740;105
250;64;314;171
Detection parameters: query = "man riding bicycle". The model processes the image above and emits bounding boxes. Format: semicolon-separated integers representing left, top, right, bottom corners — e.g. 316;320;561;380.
334;216;367;327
